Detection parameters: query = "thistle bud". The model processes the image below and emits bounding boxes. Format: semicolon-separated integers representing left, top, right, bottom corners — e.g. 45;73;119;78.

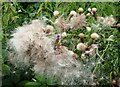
112;79;117;85
86;13;91;18
91;33;99;40
66;11;77;23
92;8;97;13
86;27;91;32
70;10;77;16
79;33;84;43
78;7;83;14
117;23;120;27
79;33;84;38
53;11;59;17
55;34;61;49
62;32;67;38
45;25;54;33
92;8;97;20
77;43;87;51
56;34;61;41
88;8;91;12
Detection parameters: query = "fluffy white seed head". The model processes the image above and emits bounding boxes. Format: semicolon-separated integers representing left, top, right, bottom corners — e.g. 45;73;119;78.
77;43;87;51
97;16;104;23
78;7;83;13
88;8;91;12
70;10;77;16
53;10;59;17
45;25;54;33
61;32;67;37
86;27;91;32
9;18;99;85
92;8;97;13
91;33;99;40
103;15;115;26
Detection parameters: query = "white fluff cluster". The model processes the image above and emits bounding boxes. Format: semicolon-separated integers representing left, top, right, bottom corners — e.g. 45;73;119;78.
77;43;87;51
54;10;86;31
103;15;115;26
97;15;115;26
70;10;77;16
53;10;59;17
9;19;97;85
70;14;86;29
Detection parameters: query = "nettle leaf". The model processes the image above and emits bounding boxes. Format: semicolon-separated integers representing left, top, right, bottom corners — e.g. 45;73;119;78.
10;5;17;14
2;64;10;76
35;75;46;83
29;13;36;18
18;80;30;86
4;3;9;13
2;14;10;26
2;49;9;61
24;82;40;87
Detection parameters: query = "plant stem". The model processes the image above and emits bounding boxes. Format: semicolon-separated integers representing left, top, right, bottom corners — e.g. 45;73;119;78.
92;41;110;74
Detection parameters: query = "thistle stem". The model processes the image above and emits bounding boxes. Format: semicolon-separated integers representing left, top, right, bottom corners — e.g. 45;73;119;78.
66;15;73;23
80;38;84;43
93;12;97;20
92;41;110;74
87;39;93;45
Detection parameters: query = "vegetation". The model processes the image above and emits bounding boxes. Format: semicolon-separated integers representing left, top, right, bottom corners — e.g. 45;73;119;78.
1;2;120;87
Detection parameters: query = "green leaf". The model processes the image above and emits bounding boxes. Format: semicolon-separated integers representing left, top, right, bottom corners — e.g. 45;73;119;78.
2;49;9;61
24;82;40;87
4;3;9;13
2;64;10;76
10;5;17;14
2;14;10;26
35;75;46;82
18;80;31;86
2;78;13;86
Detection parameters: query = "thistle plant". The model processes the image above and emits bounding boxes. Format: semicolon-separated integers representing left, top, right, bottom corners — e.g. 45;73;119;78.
8;6;120;86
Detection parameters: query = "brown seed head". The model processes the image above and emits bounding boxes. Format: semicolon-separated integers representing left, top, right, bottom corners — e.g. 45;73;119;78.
79;33;84;38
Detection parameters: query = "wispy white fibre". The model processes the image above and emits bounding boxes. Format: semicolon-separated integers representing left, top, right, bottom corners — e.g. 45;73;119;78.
9;19;98;85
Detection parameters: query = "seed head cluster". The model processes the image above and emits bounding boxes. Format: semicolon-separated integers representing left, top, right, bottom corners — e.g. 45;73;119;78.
9;7;118;85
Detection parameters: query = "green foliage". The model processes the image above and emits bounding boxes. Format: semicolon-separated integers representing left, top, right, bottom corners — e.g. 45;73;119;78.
1;2;120;86
2;64;10;76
